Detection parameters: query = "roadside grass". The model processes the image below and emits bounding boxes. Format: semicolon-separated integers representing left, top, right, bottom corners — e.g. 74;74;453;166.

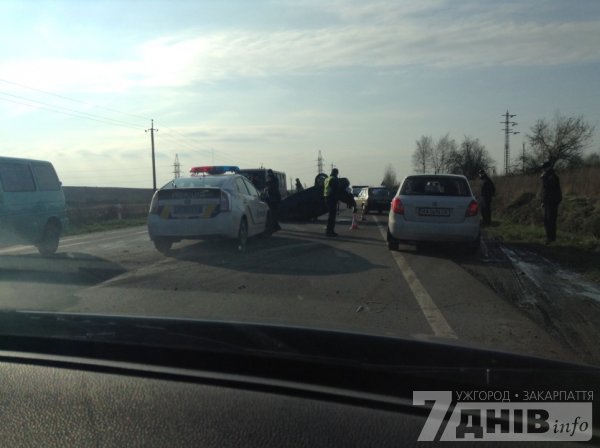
64;218;147;236
485;220;600;283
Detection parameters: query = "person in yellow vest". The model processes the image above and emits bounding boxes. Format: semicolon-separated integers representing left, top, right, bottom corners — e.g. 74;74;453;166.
323;168;339;237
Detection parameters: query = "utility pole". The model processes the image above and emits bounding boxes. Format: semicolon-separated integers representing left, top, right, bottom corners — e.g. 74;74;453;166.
500;110;519;175
522;143;525;173
146;119;158;190
317;150;324;174
173;154;181;179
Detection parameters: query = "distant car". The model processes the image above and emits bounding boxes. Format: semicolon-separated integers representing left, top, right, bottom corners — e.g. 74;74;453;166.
351;185;368;197
387;175;480;253
355;187;393;215
147;166;269;253
0;156;68;255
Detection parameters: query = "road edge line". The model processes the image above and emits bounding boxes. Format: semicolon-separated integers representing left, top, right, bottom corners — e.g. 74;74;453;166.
374;216;458;340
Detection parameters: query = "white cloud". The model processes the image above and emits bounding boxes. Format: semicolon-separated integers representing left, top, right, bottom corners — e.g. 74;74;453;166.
1;2;599;91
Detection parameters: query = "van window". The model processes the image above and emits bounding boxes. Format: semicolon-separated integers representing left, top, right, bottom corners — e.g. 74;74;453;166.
32;164;61;191
0;163;36;192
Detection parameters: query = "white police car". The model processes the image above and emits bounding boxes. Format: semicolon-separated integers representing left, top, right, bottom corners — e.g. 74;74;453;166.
147;166;269;253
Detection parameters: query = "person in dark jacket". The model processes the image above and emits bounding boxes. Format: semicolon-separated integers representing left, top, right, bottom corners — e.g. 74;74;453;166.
265;169;282;234
478;170;495;226
540;161;562;244
323;168;339;236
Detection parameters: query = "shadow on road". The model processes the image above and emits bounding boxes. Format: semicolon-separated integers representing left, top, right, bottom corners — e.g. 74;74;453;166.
165;234;386;276
0;252;127;286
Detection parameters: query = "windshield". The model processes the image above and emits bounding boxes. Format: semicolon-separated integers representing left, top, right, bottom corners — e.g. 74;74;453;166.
2;0;600;401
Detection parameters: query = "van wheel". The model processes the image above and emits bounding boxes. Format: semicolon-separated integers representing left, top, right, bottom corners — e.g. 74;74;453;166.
154;238;173;254
37;222;61;256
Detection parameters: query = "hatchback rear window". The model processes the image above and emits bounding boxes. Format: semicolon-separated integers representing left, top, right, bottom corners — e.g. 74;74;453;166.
370;188;390;197
400;177;471;196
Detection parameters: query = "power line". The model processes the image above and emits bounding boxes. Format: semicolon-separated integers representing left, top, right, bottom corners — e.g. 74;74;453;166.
0;92;143;130
0;77;150;122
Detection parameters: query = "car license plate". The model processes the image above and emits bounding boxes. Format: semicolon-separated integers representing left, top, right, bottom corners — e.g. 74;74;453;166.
173;205;203;214
418;207;451;217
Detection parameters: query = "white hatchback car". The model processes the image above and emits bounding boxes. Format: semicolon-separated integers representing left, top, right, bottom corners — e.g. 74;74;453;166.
387;174;480;253
147;166;269;253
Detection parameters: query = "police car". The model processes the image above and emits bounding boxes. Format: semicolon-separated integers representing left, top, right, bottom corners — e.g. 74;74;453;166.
147;166;269;253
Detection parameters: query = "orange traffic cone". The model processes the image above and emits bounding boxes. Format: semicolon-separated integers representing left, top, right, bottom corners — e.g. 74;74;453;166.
350;212;359;230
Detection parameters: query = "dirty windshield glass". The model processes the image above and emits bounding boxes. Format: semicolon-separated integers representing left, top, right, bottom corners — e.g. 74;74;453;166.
1;0;600;380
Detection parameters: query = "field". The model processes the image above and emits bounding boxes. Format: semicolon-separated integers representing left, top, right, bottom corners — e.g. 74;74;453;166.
63;186;152;234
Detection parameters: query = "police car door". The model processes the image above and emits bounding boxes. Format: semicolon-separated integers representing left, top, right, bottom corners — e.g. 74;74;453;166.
234;177;263;235
239;177;268;234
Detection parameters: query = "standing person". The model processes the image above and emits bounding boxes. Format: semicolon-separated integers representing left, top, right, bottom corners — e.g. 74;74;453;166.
540;161;562;244
323;168;339;237
478;170;495;226
295;178;304;193
265;169;282;234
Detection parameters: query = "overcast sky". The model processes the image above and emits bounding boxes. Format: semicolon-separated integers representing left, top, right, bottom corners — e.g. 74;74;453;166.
1;0;599;188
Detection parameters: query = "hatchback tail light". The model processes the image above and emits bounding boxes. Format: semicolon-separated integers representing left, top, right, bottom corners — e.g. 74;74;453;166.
220;190;231;212
391;197;405;215
465;200;479;217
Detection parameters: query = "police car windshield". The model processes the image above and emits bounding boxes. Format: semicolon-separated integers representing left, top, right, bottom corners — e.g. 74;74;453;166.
166;177;229;189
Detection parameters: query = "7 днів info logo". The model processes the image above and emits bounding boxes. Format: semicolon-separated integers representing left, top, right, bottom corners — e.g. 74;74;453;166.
414;390;593;442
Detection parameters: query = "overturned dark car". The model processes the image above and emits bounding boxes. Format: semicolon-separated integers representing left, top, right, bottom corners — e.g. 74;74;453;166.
279;174;356;222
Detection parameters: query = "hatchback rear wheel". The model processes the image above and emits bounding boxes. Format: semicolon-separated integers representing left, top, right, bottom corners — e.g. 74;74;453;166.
386;228;399;251
467;235;481;255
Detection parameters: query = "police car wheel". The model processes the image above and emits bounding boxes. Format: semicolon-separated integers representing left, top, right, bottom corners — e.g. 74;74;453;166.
154;238;173;254
237;218;248;252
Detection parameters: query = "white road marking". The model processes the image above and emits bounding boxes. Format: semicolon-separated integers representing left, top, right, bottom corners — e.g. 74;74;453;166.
373;216;458;339
0;245;33;255
0;229;149;255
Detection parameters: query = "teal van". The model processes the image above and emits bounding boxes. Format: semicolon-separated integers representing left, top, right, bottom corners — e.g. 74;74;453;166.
0;157;68;255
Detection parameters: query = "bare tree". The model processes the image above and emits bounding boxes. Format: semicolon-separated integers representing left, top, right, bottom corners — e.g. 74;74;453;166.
412;136;433;173
584;152;600;166
431;134;456;174
381;164;398;188
447;136;495;179
527;112;595;168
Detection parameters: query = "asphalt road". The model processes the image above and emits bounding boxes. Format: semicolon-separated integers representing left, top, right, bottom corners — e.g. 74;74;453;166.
0;210;580;363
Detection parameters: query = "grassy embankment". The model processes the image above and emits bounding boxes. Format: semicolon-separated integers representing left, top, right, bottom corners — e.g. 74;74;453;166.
60;186;152;235
64;203;149;236
480;165;600;282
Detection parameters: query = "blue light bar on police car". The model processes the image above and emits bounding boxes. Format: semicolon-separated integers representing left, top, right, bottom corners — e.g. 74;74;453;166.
190;166;240;175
